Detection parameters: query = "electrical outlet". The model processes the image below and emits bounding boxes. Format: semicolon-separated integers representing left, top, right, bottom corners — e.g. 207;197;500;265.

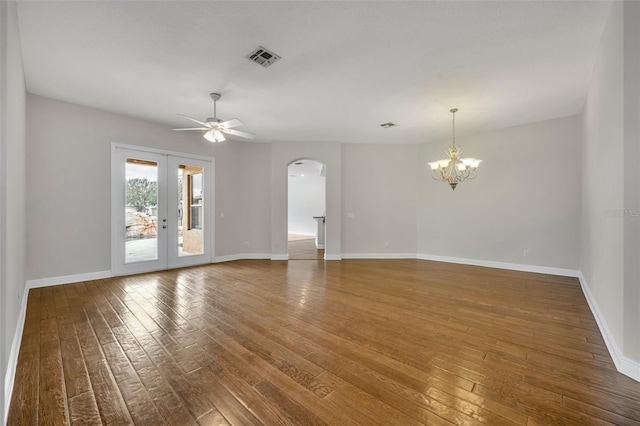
524;250;530;257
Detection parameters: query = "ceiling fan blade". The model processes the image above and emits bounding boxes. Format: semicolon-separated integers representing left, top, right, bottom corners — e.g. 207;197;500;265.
177;114;210;127
218;118;244;129
173;127;209;131
223;128;255;139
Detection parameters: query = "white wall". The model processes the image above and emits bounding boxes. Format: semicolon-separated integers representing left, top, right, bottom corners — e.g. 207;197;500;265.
1;1;27;421
26;95;585;273
288;168;325;236
581;0;624;355
581;0;640;373
622;0;640;367
238;142;271;255
342;144;418;256
210;139;244;257
25;94;253;278
418;115;582;270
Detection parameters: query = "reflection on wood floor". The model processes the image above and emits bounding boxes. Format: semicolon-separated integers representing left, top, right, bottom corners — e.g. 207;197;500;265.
288;234;323;260
8;259;640;425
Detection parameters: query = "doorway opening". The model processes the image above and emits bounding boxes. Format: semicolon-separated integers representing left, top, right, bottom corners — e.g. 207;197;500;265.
288;159;325;260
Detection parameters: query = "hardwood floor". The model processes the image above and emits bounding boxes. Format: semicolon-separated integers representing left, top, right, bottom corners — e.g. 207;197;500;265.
7;259;640;425
288;237;324;260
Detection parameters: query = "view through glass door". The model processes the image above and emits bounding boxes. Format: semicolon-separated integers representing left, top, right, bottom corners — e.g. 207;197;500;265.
112;147;212;275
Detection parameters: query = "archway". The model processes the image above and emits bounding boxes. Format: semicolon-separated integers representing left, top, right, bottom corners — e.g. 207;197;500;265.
287;159;325;259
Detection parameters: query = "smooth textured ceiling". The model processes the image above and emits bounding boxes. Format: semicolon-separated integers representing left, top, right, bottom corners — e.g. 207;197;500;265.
16;1;612;144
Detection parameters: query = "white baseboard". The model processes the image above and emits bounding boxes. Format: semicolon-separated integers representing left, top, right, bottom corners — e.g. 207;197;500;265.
416;253;580;277
342;253;417;260
578;273;640;382
213;253;271;263
316;244;324;249
270;254;289;261
26;270;111;289
4;283;29;426
324;254;342;260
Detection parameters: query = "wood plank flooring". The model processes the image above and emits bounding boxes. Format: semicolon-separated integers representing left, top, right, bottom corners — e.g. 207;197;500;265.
7;259;640;425
288;237;324;260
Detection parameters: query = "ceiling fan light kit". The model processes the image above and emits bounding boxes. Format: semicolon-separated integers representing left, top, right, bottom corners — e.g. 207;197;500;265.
173;93;255;143
204;129;225;143
428;108;482;190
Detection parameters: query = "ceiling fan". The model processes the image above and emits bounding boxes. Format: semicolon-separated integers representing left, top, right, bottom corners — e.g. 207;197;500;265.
173;93;255;142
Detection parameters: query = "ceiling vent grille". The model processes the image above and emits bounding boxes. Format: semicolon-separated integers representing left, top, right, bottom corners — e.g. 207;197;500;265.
247;46;281;68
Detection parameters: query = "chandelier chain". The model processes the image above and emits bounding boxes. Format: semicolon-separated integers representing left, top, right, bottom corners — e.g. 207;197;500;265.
452;110;456;146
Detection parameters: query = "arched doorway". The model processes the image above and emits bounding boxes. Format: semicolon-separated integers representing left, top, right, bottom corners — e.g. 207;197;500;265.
287;159;325;259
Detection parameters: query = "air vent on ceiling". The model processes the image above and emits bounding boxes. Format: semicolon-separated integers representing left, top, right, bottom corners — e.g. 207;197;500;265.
380;122;397;128
247;46;281;68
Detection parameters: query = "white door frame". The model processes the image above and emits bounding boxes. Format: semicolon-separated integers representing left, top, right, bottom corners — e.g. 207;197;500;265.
111;143;214;275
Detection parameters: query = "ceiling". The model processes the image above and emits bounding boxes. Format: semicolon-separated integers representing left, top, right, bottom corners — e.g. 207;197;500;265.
16;1;612;144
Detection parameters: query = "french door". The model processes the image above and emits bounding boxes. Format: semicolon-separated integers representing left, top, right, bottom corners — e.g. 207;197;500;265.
111;146;213;275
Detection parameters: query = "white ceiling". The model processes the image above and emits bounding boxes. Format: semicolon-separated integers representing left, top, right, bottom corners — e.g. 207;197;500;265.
16;1;612;144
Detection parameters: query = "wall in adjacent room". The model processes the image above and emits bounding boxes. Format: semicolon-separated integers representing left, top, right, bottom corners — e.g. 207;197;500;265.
1;0;27;420
417;115;582;271
288;172;325;236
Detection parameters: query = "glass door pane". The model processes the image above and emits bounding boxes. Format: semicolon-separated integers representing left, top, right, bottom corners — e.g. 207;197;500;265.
112;148;167;275
168;155;211;269
177;164;204;257
125;158;159;263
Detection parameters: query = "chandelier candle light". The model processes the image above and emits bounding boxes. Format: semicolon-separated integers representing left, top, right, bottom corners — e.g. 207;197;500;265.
428;108;482;190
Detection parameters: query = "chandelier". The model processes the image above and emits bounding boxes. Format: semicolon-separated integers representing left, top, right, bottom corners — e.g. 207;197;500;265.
428;108;482;190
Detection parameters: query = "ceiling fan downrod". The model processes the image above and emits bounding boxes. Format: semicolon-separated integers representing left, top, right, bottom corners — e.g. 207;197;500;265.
210;93;221;120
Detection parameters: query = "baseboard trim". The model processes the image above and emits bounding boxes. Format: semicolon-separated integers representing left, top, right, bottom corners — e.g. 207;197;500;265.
213;253;272;263
324;254;342;261
26;270;112;289
4;283;29;426
270;254;289;261
342;253;416;259
578;273;640;382
416;253;580;277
